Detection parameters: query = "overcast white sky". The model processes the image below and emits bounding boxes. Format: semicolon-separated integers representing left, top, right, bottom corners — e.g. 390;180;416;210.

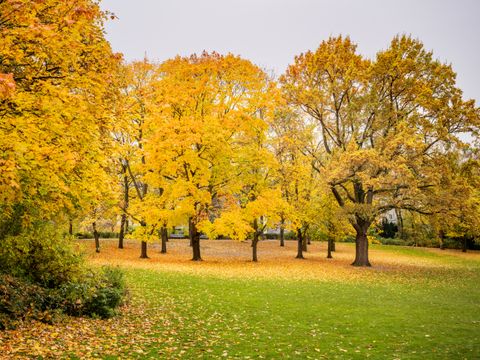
100;0;479;103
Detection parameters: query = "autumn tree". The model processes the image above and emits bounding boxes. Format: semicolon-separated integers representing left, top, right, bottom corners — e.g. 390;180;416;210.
146;52;277;261
0;0;119;237
281;35;479;266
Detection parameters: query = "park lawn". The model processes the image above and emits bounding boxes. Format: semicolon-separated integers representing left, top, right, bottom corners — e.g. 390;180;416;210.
1;239;479;359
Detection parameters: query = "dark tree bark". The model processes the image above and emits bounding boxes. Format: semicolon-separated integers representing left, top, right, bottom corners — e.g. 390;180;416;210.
252;232;259;262
462;237;467;253
190;219;202;261
93;222;100;253
140;241;148;258
252;218;260;262
118;214;126;249
160;226;168;254
302;235;308;252
296;228;304;259
327;238;333;259
279;224;285;247
188;217;193;247
69;219;73;236
331;239;336;252
352;220;371;266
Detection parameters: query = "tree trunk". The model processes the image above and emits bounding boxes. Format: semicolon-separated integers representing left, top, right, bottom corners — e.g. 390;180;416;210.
352;221;371;266
395;208;405;239
118;213;126;249
160;226;168;254
296;228;304;259
190;220;202;261
331;239;336;252
69;219;73;236
462;237;467;253
302;235;307;252
93;222;100;253
252;233;259;262
327;238;333;259
188;217;193;247
307;235;311;245
140;241;148;258
279;226;285;247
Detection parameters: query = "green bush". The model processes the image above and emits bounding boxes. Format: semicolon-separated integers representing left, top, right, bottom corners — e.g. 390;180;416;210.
0;224;126;327
0;223;85;287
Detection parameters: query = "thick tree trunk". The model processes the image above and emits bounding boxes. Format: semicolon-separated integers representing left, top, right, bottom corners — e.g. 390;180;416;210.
327;238;333;259
160;226;168;254
296;228;304;259
118;213;126;249
462;237;467;253
190;220;202;261
140;241;148;258
69;219;73;236
93;222;100;253
352;222;371;266
279;226;285;247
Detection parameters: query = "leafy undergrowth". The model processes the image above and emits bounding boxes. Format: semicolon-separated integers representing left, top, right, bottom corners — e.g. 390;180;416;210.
1;239;479;359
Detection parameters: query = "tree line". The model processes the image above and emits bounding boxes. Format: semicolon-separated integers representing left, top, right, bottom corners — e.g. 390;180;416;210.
1;0;479;267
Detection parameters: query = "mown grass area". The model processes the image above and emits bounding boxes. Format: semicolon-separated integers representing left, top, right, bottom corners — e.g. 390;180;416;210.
124;266;479;359
1;240;479;359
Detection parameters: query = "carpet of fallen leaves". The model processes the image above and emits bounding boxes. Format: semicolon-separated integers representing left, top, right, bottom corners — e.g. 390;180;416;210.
1;239;478;359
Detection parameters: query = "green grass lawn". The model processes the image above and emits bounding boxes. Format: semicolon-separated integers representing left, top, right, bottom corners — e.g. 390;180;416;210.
3;241;479;359
116;249;480;359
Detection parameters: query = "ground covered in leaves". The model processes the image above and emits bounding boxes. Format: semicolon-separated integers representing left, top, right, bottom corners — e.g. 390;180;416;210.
1;239;479;359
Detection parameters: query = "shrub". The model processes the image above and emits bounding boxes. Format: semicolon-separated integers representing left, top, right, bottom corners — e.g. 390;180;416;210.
0;224;126;327
0;223;85;287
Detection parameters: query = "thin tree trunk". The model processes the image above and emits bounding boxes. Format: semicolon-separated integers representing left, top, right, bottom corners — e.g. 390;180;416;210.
352;221;371;266
118;214;126;249
296;228;304;259
462;237;467;253
93;222;100;253
307;235;311;245
160;226;167;254
252;233;259;262
327;238;333;259
331;239;336;252
69;219;73;236
279;223;285;247
188;217;193;247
